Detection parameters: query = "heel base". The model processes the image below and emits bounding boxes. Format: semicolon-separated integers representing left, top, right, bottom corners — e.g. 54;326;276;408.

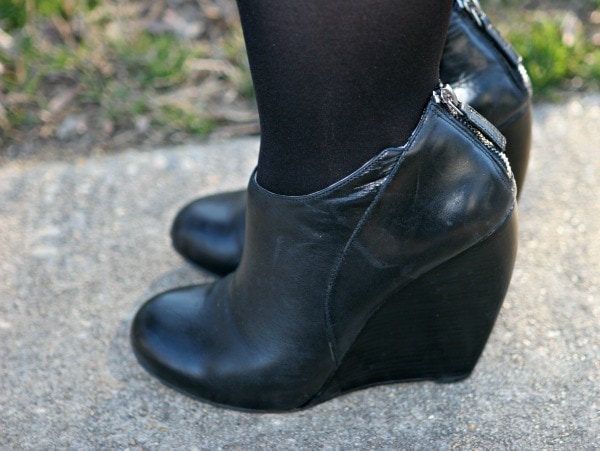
306;370;474;408
435;372;472;384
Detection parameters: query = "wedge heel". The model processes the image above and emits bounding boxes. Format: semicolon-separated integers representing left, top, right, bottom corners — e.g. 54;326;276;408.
310;209;518;406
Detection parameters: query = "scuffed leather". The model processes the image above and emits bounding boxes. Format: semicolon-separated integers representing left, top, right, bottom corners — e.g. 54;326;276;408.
441;4;532;128
132;97;516;411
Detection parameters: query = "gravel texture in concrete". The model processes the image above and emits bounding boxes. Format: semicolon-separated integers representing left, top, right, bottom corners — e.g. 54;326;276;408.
1;96;599;449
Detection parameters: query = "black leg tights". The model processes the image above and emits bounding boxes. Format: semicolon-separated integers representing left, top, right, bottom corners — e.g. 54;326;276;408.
237;0;454;195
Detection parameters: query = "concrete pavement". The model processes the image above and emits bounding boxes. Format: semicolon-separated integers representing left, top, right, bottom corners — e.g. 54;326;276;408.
1;95;599;449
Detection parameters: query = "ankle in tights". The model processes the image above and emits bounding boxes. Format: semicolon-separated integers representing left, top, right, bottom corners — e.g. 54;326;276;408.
236;0;454;195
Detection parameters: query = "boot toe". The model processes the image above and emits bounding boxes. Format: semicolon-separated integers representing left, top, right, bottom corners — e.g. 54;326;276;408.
171;192;246;275
131;286;213;388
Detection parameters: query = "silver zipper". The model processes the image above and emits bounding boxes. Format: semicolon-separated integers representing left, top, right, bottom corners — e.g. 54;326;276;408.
456;0;485;27
434;84;513;177
435;83;465;117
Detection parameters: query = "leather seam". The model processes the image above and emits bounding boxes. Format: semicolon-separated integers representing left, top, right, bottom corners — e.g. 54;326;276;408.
322;149;408;366
321;98;436;365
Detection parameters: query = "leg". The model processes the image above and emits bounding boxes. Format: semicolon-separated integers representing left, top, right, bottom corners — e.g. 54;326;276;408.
240;0;453;195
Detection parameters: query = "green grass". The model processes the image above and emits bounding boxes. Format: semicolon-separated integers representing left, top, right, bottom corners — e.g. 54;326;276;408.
1;0;599;146
483;2;600;98
509;15;600;97
0;0;248;142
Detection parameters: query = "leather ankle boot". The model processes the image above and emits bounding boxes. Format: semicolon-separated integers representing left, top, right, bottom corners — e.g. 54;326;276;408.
131;87;518;412
170;0;531;276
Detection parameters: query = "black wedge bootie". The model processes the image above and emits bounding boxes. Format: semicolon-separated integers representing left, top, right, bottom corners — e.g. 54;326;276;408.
170;0;531;277
131;87;518;412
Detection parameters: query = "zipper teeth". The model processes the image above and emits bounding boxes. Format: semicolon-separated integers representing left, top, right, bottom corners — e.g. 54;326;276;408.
468;119;513;178
457;0;484;26
444;99;514;178
478;128;513;176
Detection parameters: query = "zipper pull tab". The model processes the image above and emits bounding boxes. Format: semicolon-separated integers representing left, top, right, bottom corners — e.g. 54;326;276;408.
457;0;486;27
434;84;507;152
434;84;511;177
434;83;464;117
